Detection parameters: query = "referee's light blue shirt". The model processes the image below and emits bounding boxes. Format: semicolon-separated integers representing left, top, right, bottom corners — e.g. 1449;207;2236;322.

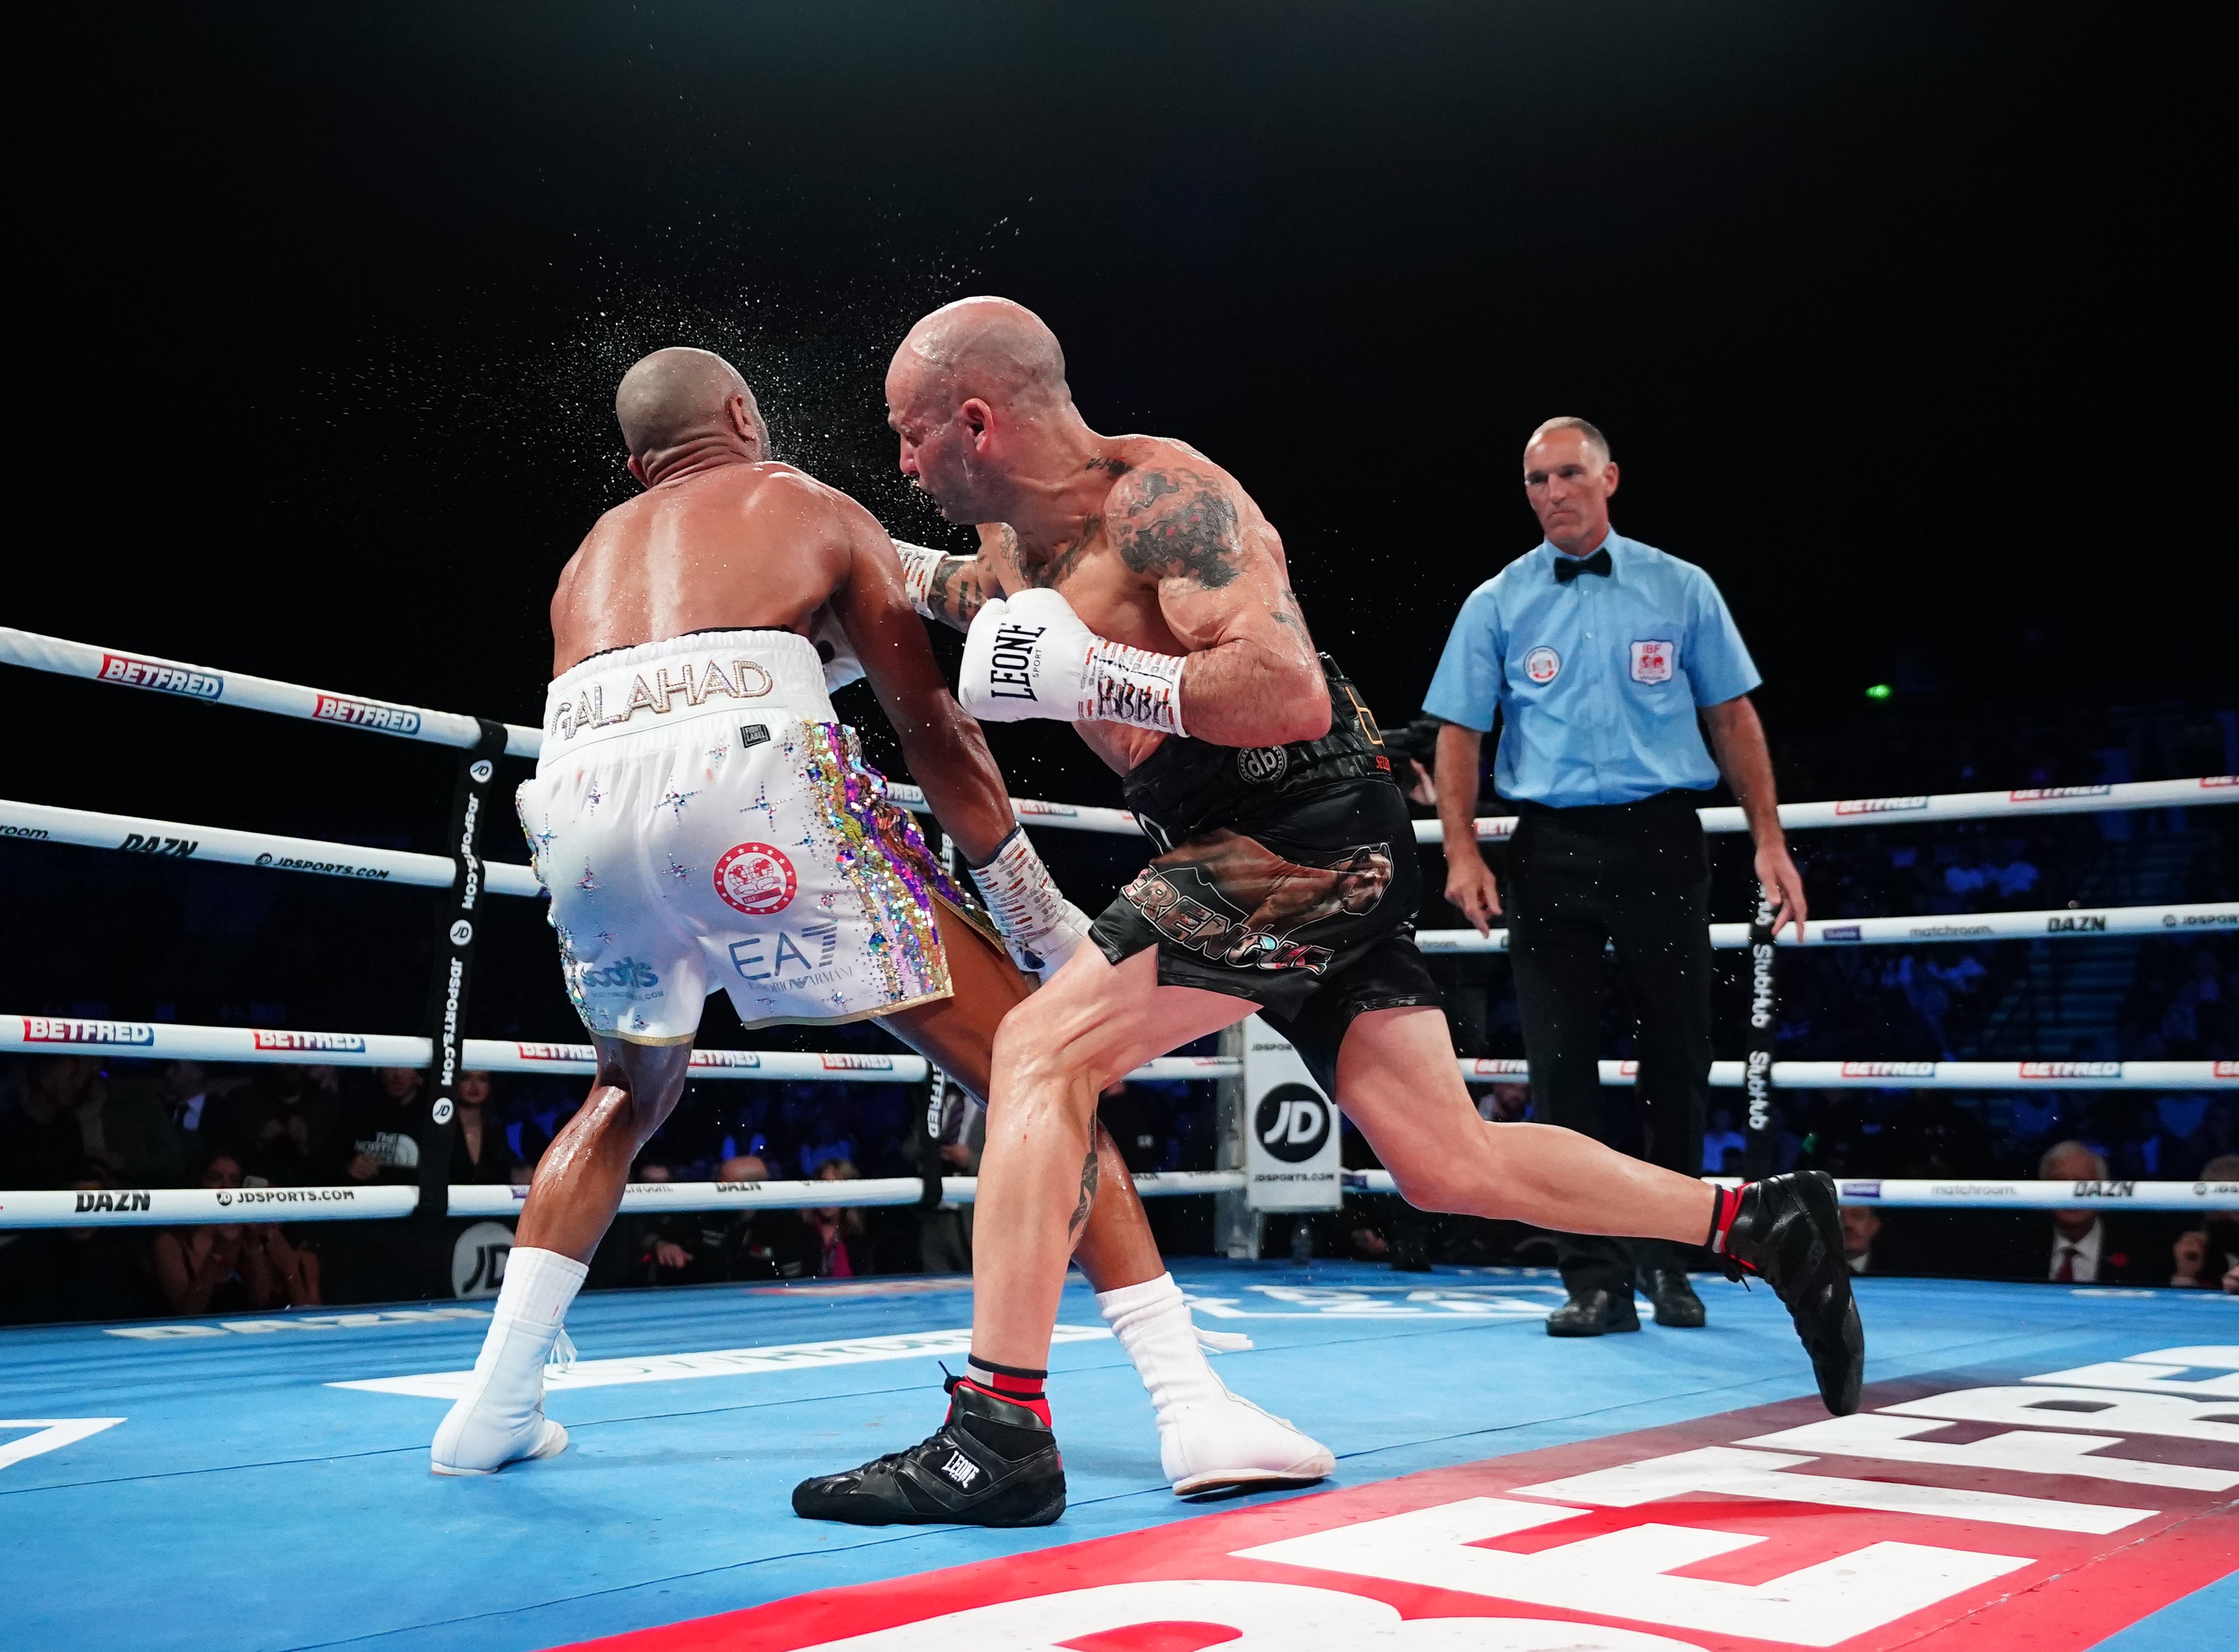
1422;531;1761;809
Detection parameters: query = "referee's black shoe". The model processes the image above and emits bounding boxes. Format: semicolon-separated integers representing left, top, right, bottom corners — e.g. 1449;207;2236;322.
1719;1171;1866;1414
1645;1268;1706;1327
791;1377;1066;1527
1545;1286;1641;1337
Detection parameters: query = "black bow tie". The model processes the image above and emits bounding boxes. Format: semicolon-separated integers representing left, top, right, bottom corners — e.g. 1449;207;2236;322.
1555;548;1612;584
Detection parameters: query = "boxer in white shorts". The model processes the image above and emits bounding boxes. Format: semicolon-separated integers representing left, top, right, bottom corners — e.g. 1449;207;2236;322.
430;346;1332;1498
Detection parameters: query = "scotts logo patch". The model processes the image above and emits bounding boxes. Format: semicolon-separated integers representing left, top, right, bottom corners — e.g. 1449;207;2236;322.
713;843;798;915
1237;746;1289;785
1523;646;1561;684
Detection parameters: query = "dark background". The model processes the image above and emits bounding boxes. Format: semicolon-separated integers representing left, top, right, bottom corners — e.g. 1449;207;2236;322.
6;4;2230;1039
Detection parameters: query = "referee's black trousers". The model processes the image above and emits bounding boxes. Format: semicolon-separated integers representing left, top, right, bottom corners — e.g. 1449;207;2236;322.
1505;789;1713;1299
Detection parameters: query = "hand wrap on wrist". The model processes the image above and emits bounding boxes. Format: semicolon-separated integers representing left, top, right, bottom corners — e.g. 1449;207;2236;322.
968;825;1096;982
891;540;948;620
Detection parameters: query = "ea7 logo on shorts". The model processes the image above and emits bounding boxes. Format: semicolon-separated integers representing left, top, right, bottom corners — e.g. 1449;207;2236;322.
1522;646;1561;685
1629;639;1675;684
729;922;839;982
938;1449;981;1489
713;843;798;915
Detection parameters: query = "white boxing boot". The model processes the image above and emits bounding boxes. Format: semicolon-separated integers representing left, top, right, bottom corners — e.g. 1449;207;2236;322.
430;1247;586;1476
1097;1272;1336;1495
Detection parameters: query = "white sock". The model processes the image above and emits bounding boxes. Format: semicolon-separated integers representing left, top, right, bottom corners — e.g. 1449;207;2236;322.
490;1245;587;1338
1097;1272;1225;1411
431;1247;587;1472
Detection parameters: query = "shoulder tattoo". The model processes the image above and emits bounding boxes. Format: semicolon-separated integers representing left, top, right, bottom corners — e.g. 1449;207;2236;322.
1108;466;1245;589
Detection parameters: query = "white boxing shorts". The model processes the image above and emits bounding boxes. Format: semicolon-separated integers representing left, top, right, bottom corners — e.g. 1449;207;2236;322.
518;628;966;1042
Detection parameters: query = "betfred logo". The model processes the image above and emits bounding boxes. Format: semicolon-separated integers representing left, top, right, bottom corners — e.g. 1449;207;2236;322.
1833;795;1929;815
820;1054;894;1071
2202;774;2237;789
252;1030;368;1054
313;694;422;736
512;1042;592;1062
2009;785;2113;801
1465;1059;1529;1078
1841;1060;1936;1078
98;652;222;700
687;1050;764;1070
2215;1060;2238;1079
1015;799;1079;818
2020;1061;2120;1079
21;1017;155;1046
613;1345;2239;1652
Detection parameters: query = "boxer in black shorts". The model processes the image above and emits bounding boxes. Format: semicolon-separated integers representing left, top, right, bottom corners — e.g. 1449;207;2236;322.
793;297;1862;1529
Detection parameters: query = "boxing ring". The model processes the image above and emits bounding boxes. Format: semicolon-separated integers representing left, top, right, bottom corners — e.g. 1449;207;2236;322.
2;626;2235;1652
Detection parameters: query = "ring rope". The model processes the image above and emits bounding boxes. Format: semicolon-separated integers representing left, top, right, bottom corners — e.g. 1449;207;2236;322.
0;626;542;760
1418;901;2238;953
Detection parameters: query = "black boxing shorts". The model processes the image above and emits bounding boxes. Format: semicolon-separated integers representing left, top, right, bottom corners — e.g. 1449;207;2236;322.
1090;757;1442;1098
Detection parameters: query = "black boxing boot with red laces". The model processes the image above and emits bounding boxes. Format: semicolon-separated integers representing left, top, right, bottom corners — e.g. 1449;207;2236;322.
1709;1171;1865;1415
791;1375;1066;1527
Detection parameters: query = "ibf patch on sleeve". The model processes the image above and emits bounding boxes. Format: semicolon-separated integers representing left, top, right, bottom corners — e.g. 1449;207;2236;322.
1629;640;1676;684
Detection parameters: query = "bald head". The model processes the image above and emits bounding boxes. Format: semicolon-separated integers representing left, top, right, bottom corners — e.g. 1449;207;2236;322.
615;347;766;466
889;297;1070;418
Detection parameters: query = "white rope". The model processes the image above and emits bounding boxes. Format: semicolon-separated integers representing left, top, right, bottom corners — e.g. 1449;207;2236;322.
440;1168;1246;1221
882;781;1140;836
1450;1056;2237;1090
0;1185;418;1229
0;627;541;760
891;775;2238;842
1343;1169;2239;1211
0;1016;1242;1085
24;786;2222;953
1407;776;2238;845
11;1162;2224;1229
0;797;543;898
1418;901;2238;954
0;1169;1252;1229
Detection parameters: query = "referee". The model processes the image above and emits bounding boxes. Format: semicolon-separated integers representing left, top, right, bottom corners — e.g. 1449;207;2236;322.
1422;417;1806;1337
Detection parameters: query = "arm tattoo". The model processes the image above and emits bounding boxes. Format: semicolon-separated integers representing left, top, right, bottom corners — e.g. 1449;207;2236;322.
1066;1141;1100;1240
1109;466;1245;588
926;557;987;631
1270;586;1311;637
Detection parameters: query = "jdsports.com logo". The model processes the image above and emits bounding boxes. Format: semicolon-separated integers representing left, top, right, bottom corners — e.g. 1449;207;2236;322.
1255;1084;1332;1163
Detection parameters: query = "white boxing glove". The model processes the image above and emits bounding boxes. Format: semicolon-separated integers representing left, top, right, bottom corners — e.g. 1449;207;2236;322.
968;825;1097;981
958;587;1187;735
891;540;949;620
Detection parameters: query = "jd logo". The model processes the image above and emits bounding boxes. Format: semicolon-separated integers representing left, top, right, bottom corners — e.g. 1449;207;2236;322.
451;1221;515;1299
1255;1083;1331;1163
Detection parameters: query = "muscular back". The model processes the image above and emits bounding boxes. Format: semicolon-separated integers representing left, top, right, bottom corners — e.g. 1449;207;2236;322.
547;453;1023;863
940;436;1325;772
549;463;851;675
